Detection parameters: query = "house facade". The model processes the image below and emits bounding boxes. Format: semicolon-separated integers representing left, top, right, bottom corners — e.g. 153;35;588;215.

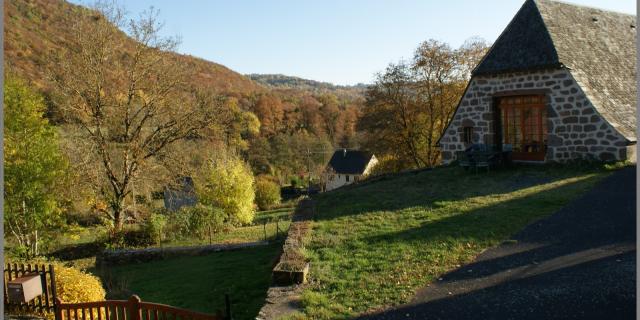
439;0;637;164
323;150;378;191
163;176;197;211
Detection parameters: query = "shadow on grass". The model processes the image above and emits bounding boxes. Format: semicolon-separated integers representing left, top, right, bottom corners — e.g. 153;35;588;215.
355;166;636;320
360;173;605;247
312;163;609;222
94;243;283;320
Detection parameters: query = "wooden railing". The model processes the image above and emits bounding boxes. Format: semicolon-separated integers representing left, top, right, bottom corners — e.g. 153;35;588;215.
4;263;58;314
55;295;230;320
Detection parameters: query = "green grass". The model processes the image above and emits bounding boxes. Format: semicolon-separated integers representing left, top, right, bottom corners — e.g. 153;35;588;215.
97;243;282;320
301;163;619;318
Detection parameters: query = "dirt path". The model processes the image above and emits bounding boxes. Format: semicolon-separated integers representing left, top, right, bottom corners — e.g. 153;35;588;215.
360;166;636;320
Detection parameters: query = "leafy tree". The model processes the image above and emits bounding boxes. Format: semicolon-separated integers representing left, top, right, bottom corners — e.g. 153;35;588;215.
51;2;226;229
359;38;489;171
4;75;68;257
198;155;256;225
255;176;281;210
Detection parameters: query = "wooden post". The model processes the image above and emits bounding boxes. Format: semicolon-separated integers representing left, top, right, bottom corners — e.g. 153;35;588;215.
54;298;63;320
225;294;232;320
128;295;142;320
50;264;58;311
208;224;213;245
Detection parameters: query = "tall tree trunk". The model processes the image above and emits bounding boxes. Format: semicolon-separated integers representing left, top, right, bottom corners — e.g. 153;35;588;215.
112;195;126;230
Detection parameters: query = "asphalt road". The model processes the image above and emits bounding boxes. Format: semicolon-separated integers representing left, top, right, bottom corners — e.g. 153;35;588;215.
360;166;636;320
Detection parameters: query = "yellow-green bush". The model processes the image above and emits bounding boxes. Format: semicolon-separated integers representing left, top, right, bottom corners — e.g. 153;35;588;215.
198;155;256;225
5;259;106;319
54;261;106;303
255;176;281;210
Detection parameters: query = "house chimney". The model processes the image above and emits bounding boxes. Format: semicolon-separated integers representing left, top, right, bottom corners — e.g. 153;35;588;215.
343;148;347;157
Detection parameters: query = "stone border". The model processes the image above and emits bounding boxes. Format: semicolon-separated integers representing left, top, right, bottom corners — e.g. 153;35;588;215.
257;198;315;320
96;241;269;266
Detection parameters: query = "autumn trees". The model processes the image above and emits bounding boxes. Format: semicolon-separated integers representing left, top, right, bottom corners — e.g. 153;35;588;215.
245;91;360;183
51;3;230;230
358;38;488;171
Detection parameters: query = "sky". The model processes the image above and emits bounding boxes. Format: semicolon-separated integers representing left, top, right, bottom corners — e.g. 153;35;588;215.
68;0;636;86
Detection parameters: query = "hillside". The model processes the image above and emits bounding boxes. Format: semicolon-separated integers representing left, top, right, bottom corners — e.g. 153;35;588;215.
4;0;264;97
248;73;367;99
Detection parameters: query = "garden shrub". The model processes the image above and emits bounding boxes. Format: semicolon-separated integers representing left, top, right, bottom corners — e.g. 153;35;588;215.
198;155;256;225
106;228;154;248
143;213;167;244
5;259;105;319
54;261;106;303
188;204;225;239
255;176;281;210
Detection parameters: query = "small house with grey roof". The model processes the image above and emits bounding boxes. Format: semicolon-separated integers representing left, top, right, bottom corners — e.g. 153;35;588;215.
438;0;637;164
322;149;378;191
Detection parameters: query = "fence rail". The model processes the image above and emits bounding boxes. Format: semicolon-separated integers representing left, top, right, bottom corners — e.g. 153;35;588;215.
55;295;230;320
4;263;57;314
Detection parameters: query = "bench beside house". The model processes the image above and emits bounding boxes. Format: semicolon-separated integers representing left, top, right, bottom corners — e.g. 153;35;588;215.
322;149;378;191
438;0;637;164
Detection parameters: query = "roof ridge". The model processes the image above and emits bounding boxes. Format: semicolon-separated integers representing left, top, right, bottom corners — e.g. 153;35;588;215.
534;0;636;17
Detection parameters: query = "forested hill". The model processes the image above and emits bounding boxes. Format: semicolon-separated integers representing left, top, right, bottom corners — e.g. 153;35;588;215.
248;74;368;97
4;0;264;96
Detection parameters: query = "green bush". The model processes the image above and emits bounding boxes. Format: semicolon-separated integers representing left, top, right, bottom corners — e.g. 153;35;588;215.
255;177;281;210
188;205;225;239
106;228;155;248
144;212;167;244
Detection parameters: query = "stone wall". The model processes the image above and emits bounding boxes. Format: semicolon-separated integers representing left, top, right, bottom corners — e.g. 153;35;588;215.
97;241;268;266
439;68;633;164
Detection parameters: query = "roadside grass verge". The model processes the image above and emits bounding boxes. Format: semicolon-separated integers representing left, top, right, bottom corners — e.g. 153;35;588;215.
301;163;620;318
96;243;282;320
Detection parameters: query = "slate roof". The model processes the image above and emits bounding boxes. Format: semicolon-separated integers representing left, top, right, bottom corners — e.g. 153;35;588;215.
473;0;637;141
327;150;374;174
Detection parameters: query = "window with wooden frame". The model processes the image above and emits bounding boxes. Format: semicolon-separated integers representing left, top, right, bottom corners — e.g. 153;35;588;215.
463;127;473;144
498;95;547;161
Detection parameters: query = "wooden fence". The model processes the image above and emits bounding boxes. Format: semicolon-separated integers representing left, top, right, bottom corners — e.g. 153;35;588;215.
4;263;58;314
55;295;231;320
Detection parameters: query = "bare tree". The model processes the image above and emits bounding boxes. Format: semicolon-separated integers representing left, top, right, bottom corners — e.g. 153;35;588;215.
52;2;224;229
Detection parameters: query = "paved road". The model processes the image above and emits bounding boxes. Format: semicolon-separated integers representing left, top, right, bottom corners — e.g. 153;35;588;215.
360;166;636;320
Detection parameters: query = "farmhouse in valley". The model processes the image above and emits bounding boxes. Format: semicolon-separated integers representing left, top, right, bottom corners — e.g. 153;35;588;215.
322;149;378;191
438;0;637;163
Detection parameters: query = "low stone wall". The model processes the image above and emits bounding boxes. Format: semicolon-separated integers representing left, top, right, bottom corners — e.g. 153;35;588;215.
257;198;315;320
96;241;269;266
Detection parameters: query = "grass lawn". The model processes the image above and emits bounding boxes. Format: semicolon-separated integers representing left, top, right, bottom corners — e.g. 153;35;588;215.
97;243;282;320
301;163;622;318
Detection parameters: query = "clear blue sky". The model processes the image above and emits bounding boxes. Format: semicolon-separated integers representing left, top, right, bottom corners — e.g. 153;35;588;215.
69;0;635;85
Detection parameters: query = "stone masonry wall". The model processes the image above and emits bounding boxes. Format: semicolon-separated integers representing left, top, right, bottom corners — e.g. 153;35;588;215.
440;68;633;164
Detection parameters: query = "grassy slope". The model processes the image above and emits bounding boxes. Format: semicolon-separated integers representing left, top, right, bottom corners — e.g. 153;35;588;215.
99;243;281;320
302;164;616;318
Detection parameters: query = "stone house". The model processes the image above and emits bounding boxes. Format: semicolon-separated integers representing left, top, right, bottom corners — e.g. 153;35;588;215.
322;149;378;191
163;176;197;211
438;0;636;163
